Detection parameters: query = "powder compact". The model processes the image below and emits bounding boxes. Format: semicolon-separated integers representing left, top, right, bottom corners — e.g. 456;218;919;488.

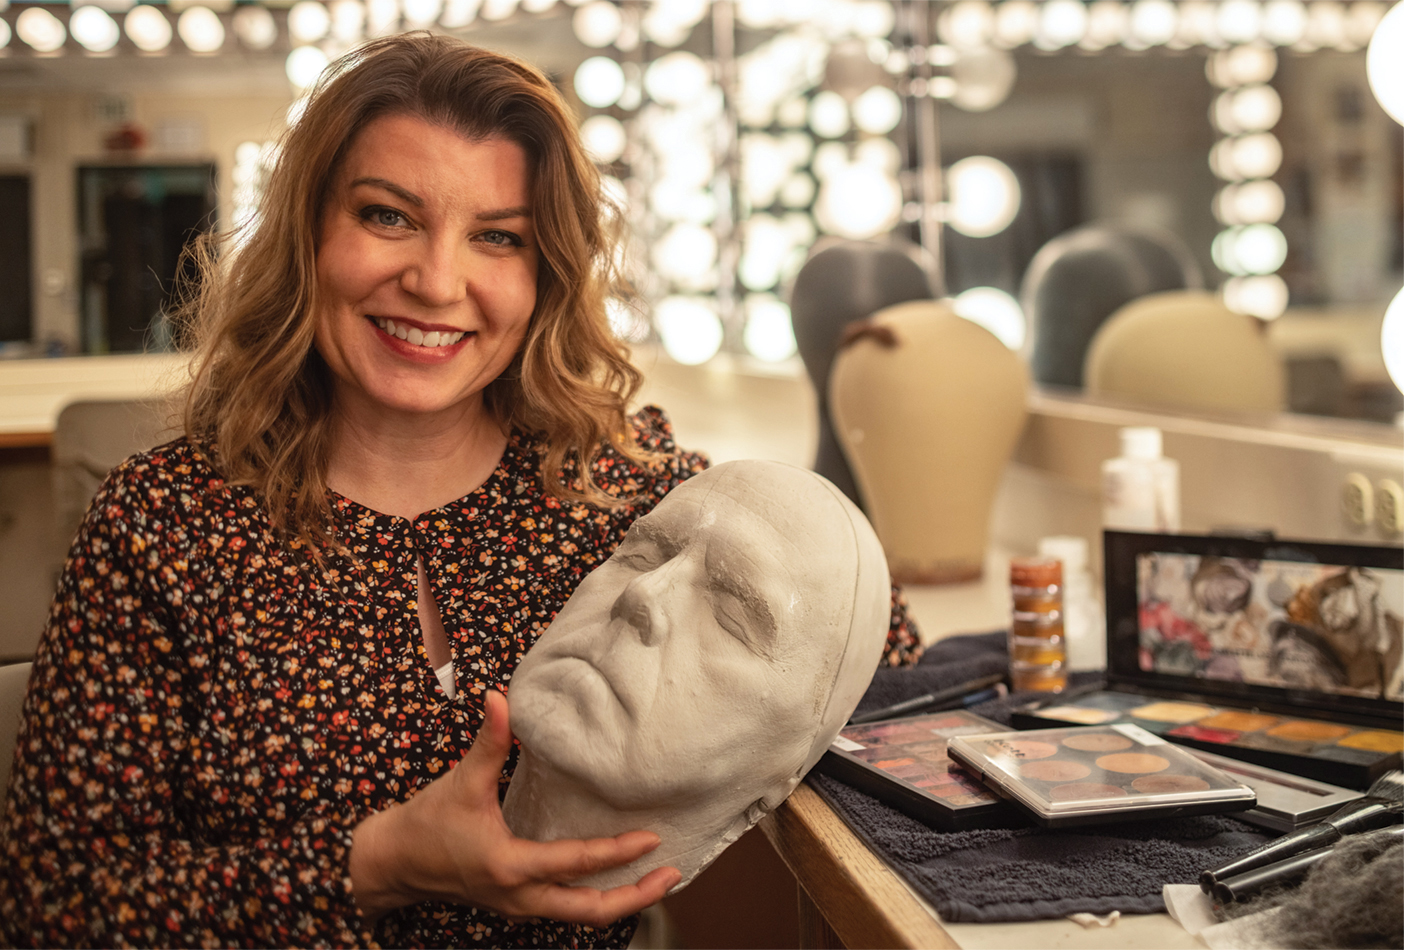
816;709;1016;830
1014;531;1404;789
947;723;1257;827
1183;747;1363;832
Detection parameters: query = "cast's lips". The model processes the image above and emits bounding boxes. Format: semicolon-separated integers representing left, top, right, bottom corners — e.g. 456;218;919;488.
370;315;470;348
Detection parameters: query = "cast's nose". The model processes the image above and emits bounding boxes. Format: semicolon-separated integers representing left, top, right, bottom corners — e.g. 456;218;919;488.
611;568;673;646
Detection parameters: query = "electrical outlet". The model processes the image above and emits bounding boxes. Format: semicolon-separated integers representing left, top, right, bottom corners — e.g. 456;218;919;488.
1377;479;1404;535
1342;473;1374;527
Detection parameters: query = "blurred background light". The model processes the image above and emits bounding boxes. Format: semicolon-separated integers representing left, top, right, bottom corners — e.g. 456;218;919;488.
1081;1;1127;50
852;85;901;135
125;4;173;52
1262;0;1307;45
1036;0;1089;50
1223;274;1290;319
233;4;278;49
1213;223;1289;276
288;1;331;42
606;298;651;343
949;47;1017;111
574;0;622;48
743;295;798;362
940;1;995;49
17;7;67;53
1214;179;1286;225
1217;0;1263;45
71;5;122;53
953;286;1026;349
653;223;718;284
1367;0;1404;124
286;45;331;91
1129;0;1178;46
644;51;711;106
814;160;902;239
946;155;1021;237
655;296;723;365
580;114;627;164
994;0;1039;47
1383;288;1404;395
402;0;444;27
178;6;226;53
808;90;851;138
575;56;626;108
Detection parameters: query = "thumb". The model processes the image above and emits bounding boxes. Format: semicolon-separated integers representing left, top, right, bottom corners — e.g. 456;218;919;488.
460;690;514;795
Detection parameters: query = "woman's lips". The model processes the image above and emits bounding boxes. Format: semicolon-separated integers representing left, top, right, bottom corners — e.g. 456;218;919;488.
371;315;468;348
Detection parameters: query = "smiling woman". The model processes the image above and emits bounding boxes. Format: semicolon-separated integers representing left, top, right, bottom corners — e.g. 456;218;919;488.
0;31;922;950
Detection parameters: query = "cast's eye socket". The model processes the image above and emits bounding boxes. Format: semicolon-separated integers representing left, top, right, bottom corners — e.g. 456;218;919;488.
613;537;666;572
710;589;752;645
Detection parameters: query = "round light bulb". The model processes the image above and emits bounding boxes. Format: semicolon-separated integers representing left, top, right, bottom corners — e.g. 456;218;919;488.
1223;274;1289;319
178;6;225;53
1036;0;1089;49
1230;132;1283;180
125;4;173;52
1082;1;1127;51
1129;0;1178;46
1215;179;1286;225
814;161;902;239
574;0;622;48
953;286;1025;349
1382;287;1404;395
779;172;816;208
643;51;710;106
854;135;901;173
743;295;798;362
580;114;626;164
402;0;444;26
232;4;277;49
950;46;1017;112
654;296;723;365
808;90;851;139
940;1;995;49
653;223;718;283
17;7;67;53
1231;84;1282;132
993;0;1038;47
0;20;11;50
1214;223;1287;276
288;1;331;42
852;0;895;40
852;85;901;135
71;5;121;53
1367;0;1404;125
1304;1;1348;50
1217;0;1263;44
1262;0;1306;45
575;56;626;109
286;45;331;91
946;155;1021;238
329;0;366;41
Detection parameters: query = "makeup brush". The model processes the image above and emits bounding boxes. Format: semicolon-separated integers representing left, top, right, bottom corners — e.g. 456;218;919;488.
1212;825;1404;903
1200;769;1404;894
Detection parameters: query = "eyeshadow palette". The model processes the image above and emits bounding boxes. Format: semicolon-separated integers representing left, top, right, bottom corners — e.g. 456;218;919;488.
1013;532;1403;790
1183;747;1363;833
947;723;1257;828
815;709;1016;830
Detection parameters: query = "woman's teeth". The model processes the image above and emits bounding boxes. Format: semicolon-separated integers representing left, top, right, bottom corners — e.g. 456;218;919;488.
374;317;466;348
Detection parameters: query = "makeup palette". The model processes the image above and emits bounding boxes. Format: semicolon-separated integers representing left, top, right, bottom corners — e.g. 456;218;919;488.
947;724;1257;828
1183;747;1363;833
1013;532;1404;790
816;709;1015;830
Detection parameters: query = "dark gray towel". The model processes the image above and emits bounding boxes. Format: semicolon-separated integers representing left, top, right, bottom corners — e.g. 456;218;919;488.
814;633;1273;922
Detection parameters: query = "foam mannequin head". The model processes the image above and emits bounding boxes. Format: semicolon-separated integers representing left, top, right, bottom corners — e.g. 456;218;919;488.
501;460;891;890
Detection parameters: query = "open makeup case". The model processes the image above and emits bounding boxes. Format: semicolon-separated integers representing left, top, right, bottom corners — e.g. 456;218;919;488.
1013;530;1404;790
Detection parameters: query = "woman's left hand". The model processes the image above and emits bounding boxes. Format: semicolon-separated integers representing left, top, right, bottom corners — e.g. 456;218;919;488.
349;690;679;926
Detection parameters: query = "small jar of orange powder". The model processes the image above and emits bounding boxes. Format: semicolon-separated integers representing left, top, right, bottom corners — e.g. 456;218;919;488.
1010;556;1067;692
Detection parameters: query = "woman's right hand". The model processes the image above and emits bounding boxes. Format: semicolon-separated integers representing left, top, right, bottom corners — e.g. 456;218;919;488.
349;690;679;926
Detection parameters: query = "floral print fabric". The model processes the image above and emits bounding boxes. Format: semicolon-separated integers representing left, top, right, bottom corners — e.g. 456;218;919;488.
0;407;921;948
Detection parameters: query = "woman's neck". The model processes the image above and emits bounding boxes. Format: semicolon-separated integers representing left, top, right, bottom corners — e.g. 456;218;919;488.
325;392;509;519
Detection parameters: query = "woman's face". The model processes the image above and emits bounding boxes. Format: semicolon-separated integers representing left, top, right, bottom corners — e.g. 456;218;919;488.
313;113;538;424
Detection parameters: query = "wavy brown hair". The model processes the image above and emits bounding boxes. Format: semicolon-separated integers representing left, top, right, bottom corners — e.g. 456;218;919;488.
179;33;647;554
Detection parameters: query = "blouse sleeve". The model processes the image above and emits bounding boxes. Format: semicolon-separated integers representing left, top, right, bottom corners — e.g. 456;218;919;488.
0;463;374;949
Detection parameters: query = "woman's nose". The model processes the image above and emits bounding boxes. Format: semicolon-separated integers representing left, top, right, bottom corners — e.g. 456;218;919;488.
400;239;469;307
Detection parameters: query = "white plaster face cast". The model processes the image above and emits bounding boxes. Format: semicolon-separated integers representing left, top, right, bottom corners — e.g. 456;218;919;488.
502;460;891;890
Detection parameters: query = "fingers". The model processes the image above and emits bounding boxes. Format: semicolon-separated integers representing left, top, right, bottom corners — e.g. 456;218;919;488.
456;690;514;800
518;829;662;884
519;866;683;929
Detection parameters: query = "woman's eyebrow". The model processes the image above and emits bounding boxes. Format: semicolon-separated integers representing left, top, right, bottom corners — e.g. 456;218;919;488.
475;206;532;222
348;176;422;206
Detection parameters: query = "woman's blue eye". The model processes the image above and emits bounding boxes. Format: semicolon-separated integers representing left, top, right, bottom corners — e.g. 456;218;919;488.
361;206;407;228
481;229;523;247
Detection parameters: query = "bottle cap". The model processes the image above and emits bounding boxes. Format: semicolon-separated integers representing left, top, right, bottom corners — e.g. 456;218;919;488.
1010;556;1062;588
1120;426;1163;460
1038;536;1089;572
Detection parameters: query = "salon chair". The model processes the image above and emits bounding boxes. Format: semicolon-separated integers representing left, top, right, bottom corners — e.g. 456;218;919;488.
1084;290;1288;414
52;398;171;543
788;240;934;510
1022;224;1202;389
0;661;32;809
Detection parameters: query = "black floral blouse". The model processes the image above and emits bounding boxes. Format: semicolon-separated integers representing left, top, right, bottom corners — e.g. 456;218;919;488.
0;407;922;949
